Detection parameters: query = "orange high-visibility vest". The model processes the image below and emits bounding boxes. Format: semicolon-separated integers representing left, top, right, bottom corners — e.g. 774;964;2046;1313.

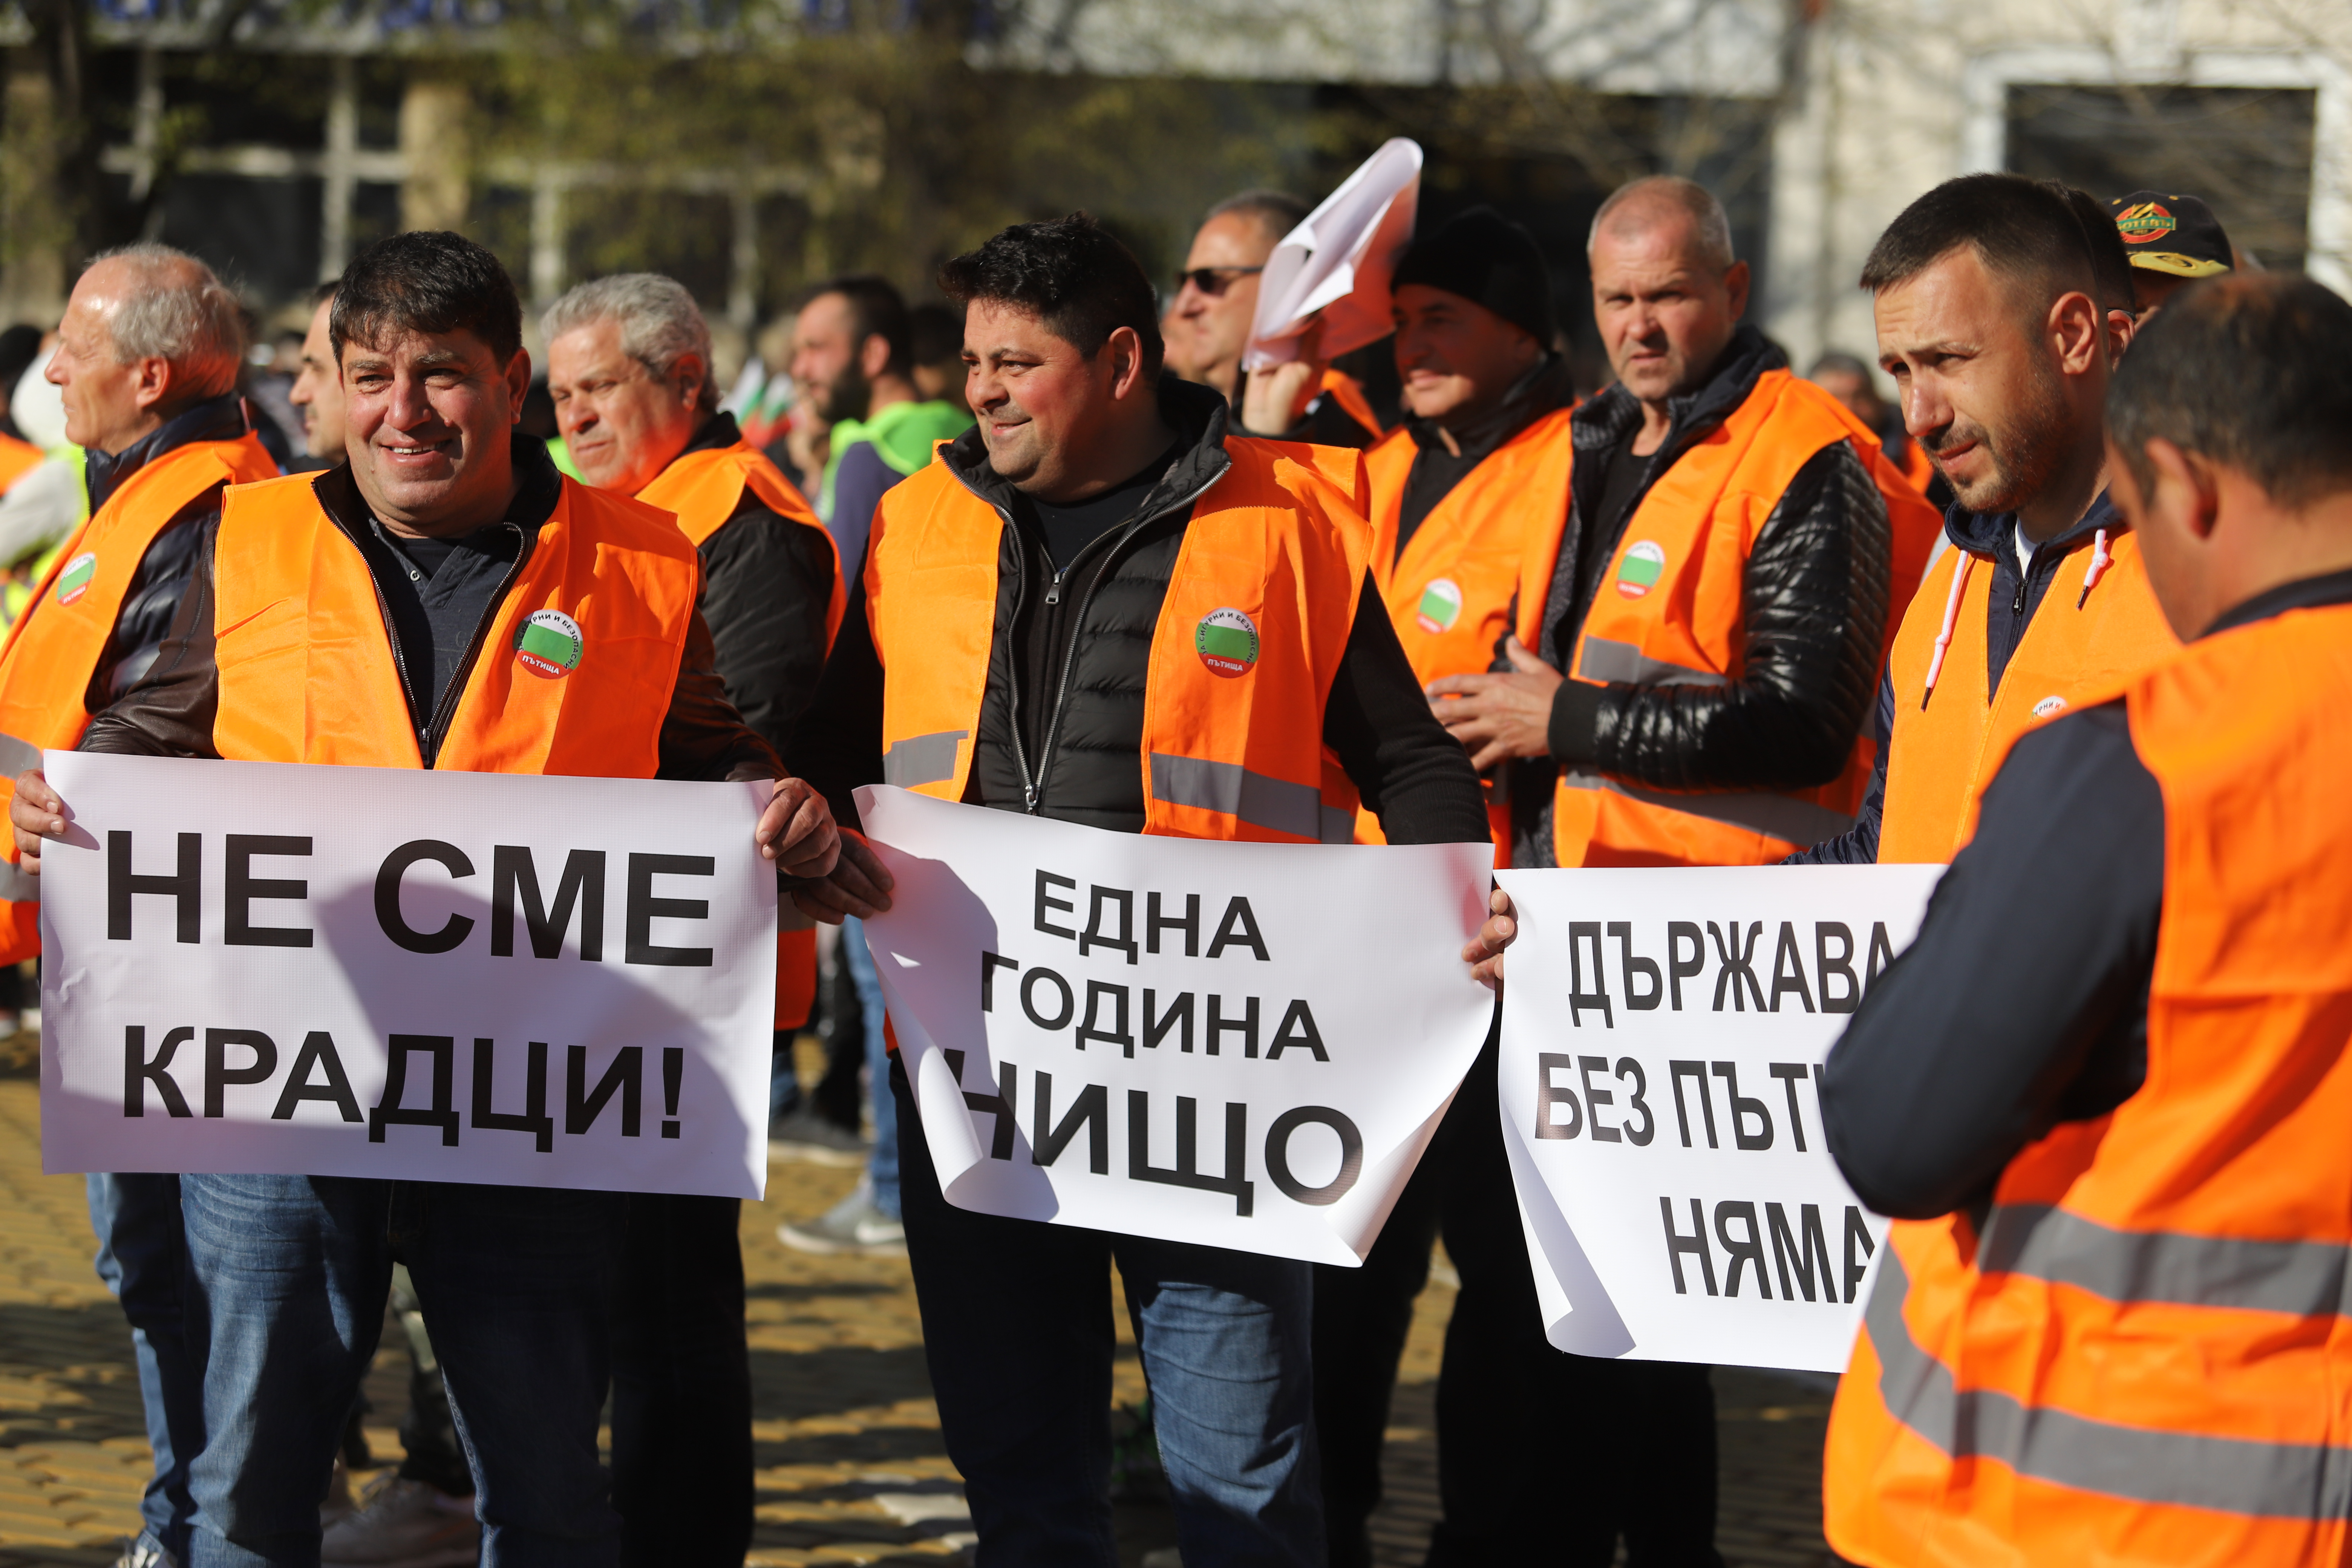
1512;369;1942;868
213;471;700;775
635;436;842;1030
1827;599;2352;1568
1879;528;2177;864
0;431;277;963
868;438;1370;842
0;432;42;496
1360;406;1576;862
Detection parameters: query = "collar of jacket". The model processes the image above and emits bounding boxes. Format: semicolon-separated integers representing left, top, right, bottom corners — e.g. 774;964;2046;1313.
1568;323;1784;466
2204;564;2352;639
1945;485;2121;560
311;430;567;544
1405;354;1574;463
679;410;744;459
84;390;250;514
941;374;1235;528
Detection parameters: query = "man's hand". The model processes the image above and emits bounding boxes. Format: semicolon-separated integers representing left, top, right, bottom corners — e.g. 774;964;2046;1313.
1239;320;1325;437
10;770;65;877
757;777;839;879
1426;637;1565;770
1462;886;1516;991
789;832;896;925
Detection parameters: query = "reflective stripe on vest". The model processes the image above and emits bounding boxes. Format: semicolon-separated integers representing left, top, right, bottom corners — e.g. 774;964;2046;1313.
212;472;699;774
1513;372;1940;868
1859;1248;2352;1521
1879;530;2177;864
1356;406;1574;859
1829;602;2352;1562
0;433;278;963
867;439;1368;842
634;439;845;641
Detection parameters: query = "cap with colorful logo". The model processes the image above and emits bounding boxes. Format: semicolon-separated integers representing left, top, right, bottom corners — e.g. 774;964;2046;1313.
514;609;585;679
1194;607;1260;678
2107;191;2234;279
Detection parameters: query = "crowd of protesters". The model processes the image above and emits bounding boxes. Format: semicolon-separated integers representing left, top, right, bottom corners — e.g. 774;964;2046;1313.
0;145;2341;1568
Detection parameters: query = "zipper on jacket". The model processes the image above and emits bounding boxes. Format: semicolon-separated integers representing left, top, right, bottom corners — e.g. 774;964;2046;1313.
1018;466;1227;816
416;523;534;766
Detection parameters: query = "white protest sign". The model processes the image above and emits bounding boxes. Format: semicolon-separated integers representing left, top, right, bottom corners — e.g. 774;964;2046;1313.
1495;864;1941;1371
40;751;776;1199
856;786;1493;1266
1242;138;1422;372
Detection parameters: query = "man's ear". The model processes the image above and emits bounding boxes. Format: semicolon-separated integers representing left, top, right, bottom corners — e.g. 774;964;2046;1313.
1104;326;1154;401
2143;436;2222;542
860;332;892;383
672;352;707;409
2049;291;2105;376
129;355;174;413
1723;259;1752;322
504;348;531;426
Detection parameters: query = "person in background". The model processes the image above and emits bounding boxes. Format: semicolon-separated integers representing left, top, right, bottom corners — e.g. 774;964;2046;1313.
789;209;1487;1566
0;243;277;1568
10;228;840;1568
1820;268;2352;1568
1428;175;1938;1564
1165;189;1386;447
545;270;845;1567
788;275;971;570
1312;205;1572;1565
908;302;969;414
2107;190;2234;323
288;281;345;466
1806;349;1949;513
0;324;47;444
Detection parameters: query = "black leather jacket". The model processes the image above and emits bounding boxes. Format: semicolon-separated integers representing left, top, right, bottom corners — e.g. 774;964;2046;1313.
1511;327;1891;865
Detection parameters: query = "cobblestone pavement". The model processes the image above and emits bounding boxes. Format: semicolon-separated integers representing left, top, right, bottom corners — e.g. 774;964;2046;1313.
0;1048;1838;1567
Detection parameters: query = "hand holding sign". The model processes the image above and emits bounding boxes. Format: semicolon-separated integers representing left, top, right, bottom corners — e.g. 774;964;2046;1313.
12;767;64;873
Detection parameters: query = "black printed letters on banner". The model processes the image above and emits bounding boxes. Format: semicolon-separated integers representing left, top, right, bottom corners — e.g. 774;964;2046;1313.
224;836;312;948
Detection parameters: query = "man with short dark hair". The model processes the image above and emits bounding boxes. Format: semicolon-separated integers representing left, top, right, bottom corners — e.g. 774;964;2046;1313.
1819;268;2352;1568
1433;172;1938;1564
1167;189;1386;447
9;229;843;1568
1786;172;2175;870
788;275;971;570
288;282;346;466
790;211;1488;1564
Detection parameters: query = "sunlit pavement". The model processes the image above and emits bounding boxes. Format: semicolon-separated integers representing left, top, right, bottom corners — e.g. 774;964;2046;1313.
0;1046;1837;1567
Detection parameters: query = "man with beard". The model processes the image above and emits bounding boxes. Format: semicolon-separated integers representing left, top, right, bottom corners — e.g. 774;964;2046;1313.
1787;172;2179;868
788;276;971;572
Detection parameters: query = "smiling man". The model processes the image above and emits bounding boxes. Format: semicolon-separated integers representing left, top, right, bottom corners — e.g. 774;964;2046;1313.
9;230;842;1568
1424;175;1938;1566
788;212;1488;1565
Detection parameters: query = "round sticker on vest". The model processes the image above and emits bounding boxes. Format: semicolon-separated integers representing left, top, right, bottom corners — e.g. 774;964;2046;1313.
514;609;585;680
2113;201;2176;245
1416;578;1464;635
1195;607;1260;678
1616;540;1666;599
54;552;97;607
2032;694;2068;718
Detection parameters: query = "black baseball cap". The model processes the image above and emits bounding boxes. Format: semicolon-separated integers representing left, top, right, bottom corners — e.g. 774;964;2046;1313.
2107;191;2233;279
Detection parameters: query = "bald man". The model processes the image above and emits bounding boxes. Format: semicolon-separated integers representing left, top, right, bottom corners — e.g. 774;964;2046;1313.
1418;177;1939;1563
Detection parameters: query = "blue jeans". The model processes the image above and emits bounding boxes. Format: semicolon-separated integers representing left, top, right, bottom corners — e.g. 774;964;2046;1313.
178;1174;625;1568
88;1173;204;1561
893;1061;1323;1566
843;917;899;1219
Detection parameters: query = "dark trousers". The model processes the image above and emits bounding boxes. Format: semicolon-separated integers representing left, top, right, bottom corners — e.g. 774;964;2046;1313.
1315;1027;1726;1567
609;1194;754;1568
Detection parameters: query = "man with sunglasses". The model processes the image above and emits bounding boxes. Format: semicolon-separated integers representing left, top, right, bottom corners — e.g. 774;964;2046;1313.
1167;191;1386;447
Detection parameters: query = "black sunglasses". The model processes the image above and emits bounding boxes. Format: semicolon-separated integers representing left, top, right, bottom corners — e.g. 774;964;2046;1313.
1174;266;1265;297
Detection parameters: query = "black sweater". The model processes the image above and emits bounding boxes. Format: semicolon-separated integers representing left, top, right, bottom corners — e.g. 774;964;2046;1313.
793;378;1490;845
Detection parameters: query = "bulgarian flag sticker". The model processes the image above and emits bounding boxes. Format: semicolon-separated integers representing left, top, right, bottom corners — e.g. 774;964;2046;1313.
514;609;585;679
1195;607;1260;678
1616;541;1666;599
55;552;97;606
1415;578;1464;634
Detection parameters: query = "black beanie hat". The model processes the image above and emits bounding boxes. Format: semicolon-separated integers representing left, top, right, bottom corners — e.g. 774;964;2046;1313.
1392;207;1557;346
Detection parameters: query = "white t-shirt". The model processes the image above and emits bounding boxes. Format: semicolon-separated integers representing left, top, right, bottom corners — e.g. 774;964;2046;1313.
2014;519;2036;578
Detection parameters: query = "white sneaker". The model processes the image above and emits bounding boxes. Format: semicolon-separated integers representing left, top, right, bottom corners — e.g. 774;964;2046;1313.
320;1474;479;1567
778;1183;906;1255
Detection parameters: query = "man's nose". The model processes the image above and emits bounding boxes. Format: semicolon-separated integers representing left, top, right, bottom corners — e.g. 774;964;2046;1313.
1905;378;1949;440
